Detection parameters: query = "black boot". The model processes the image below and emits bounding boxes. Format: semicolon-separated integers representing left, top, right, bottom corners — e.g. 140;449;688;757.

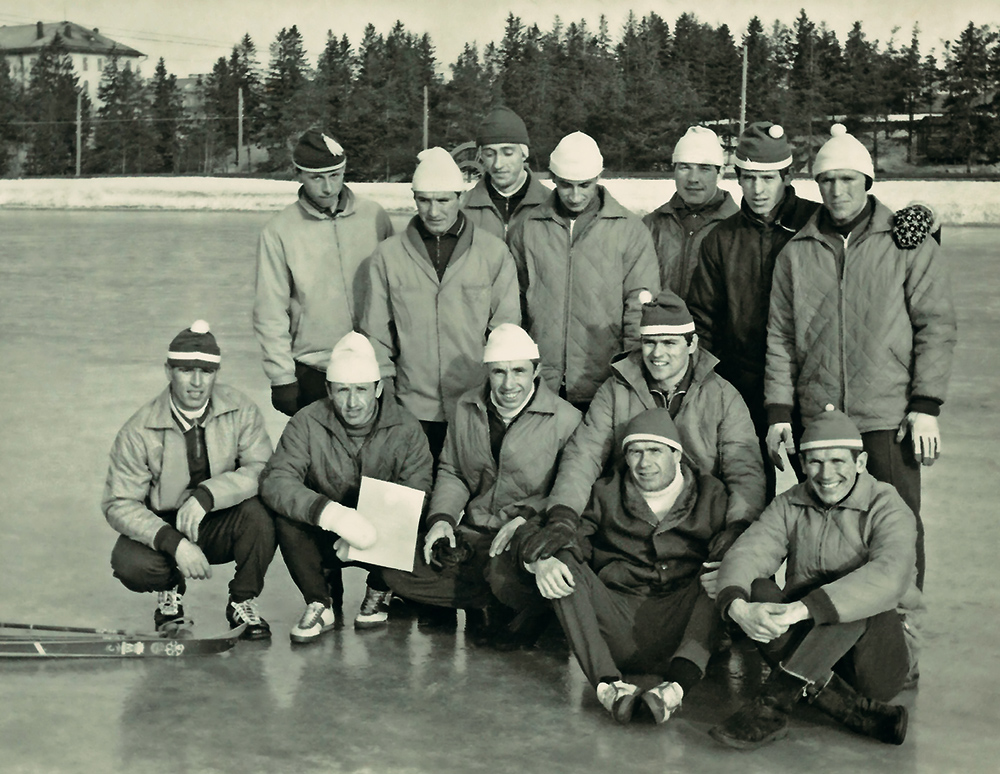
709;667;808;751
809;673;908;745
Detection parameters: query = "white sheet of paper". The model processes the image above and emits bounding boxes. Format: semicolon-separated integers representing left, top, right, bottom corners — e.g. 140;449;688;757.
346;476;425;572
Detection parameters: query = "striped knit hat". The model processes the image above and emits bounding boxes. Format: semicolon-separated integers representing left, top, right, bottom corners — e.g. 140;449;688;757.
799;404;863;452
621;408;684;453
167;320;220;371
639;290;695;336
293;129;346;173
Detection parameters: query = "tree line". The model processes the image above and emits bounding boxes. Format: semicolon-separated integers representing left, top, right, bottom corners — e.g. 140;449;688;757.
1;11;998;178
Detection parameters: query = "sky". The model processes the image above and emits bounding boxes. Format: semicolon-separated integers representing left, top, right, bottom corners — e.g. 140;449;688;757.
2;0;997;79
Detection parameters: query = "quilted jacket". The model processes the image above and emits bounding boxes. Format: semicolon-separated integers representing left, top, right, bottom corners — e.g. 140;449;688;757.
253;186;393;386
428;380;582;530
642;190;738;300
259;396;433;526
462;172;550;242
716;471;923;666
689;186;820;408
765;197;957;431
508;187;660;404
102;385;272;549
548;349;764;527
361;217;520;423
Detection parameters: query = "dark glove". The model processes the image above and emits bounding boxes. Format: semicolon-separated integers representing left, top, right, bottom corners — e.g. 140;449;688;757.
271;382;299;416
430;529;474;570
707;521;750;562
892;203;936;249
520;505;579;564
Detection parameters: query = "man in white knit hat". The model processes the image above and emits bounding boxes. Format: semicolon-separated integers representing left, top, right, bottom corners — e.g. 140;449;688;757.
508;131;659;413
382;323;581;644
764;124;957;590
643;126;738;299
361;147;520;464
259;332;433;640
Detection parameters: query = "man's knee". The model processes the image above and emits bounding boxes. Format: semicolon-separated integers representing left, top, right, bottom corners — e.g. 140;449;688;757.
235;496;276;546
110;535;177;593
750;577;783;603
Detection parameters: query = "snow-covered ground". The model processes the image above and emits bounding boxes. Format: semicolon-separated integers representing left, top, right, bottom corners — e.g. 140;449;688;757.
0;176;995;224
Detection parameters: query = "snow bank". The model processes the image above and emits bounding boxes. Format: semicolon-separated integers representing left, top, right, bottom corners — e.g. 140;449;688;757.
0;176;994;225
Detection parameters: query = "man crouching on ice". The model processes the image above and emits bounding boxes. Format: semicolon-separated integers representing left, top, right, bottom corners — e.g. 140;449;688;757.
709;406;919;750
518;408;731;725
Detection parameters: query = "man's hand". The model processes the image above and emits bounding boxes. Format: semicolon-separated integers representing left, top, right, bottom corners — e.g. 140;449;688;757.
527;557;575;600
271;382;299;417
728;599;791;643
700;561;722;600
423;521;456;567
896;411;941;465
766;423;795;470
768;600;811;628
176;497;208;543
174;539;212;581
489;516;526;557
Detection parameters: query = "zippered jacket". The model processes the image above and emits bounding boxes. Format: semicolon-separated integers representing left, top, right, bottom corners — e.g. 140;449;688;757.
463;172;550;242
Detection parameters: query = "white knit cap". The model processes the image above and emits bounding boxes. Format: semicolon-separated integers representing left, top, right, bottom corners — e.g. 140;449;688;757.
326;332;381;383
483;324;540;363
411;147;467;192
813;124;874;181
672;126;725;167
548;131;603;181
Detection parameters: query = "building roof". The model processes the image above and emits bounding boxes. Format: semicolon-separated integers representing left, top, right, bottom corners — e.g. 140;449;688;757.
0;21;143;58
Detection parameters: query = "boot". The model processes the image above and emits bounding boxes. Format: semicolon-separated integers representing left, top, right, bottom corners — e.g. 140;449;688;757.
809;673;908;745
709;667;808;751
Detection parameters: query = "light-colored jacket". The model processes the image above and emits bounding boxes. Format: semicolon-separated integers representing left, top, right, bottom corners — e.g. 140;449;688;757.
717;471;923;666
765;197;956;431
253;186;393;386
429;380;582;530
463;172;551;242
508;188;660;404
102;385;272;549
361;218;520;423
548;349;764;527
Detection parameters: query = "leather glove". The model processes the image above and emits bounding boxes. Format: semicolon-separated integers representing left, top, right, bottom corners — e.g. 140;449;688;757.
892;203;937;249
520;505;579;564
430;529;474;570
707;521;750;562
271;382;299;416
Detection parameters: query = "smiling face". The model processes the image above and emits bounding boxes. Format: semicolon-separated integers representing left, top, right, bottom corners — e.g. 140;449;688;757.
488;359;537;410
552;175;600;214
641;333;697;389
817;169;868;224
415;191;462;235
625;440;681;492
739;169;786;216
803;447;867;505
674;163;720;206
165;365;217;412
327;381;379;428
481;143;527;193
297;168;345;210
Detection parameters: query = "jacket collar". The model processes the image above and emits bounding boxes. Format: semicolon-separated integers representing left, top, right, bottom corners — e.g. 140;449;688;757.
789;195;893;249
311;393;408;439
146;386;240;430
403;213;475;281
740;183;802;234
621;461;699;529
528;185;631;223
652;189;735;220
459;377;560;418
610;347;720;398
465;172;549;210
296;184;357;221
785;470;878;512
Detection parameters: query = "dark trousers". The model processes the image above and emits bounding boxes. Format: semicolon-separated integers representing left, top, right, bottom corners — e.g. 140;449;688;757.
295;361;328;412
275;515;385;608
751;579;910;701
549;555;718;688
383;527;496;609
110;496;276;602
419;421;448;468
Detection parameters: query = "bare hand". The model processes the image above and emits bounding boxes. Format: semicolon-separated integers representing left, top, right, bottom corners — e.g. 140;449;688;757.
766;423;795;470
423;521;456;566
896;412;941;465
176;497;208;543
529;557;575;600
768;601;811;628
700;561;722;600
489;516;526;557
174;539;211;581
728;599;789;643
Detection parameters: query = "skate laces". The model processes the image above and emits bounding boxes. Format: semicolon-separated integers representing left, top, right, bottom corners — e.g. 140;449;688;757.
158;588;183;615
230;599;262;625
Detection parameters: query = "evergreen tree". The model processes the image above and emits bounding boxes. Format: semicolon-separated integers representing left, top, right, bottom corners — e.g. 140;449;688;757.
261;25;312;170
90;56;154;174
842;21;883;166
743;17;785;125
942;22;997;170
0;58;19;174
149;57;184;173
440;43;492;150
311;31;354;132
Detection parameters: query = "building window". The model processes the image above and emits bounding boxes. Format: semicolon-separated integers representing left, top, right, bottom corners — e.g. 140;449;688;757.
82;57;88;71
97;58;103;71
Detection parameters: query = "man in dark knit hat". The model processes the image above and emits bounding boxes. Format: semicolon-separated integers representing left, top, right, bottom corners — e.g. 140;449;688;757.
102;321;276;640
688;122;820;497
254;128;394;417
710;407;918;750
514;409;730;725
463;106;549;242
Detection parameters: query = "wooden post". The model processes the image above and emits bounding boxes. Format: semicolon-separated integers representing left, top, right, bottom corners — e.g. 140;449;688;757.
423;85;429;150
739;44;748;138
75;90;82;177
237;87;244;171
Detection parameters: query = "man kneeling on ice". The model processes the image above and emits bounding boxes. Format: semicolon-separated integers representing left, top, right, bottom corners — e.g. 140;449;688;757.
516;408;730;724
102;321;276;640
709;407;918;750
259;332;433;642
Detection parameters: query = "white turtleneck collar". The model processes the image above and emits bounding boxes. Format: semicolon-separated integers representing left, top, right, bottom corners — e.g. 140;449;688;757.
639;461;684;520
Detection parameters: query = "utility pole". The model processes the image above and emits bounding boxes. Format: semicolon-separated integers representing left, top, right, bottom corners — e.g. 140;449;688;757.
422;85;429;150
739;44;748;138
75;90;82;177
237;87;244;172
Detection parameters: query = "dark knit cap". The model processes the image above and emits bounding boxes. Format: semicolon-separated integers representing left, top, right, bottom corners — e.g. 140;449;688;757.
639;290;695;336
735;122;793;171
293;129;346;172
476;106;530;147
800;404;863;452
167;320;220;371
622;408;684;453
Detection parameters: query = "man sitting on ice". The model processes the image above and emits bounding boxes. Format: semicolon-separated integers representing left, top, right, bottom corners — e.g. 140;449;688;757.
102;321;276;639
259;332;433;642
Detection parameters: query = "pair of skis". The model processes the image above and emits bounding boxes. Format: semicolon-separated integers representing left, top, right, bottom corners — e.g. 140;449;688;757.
0;621;244;658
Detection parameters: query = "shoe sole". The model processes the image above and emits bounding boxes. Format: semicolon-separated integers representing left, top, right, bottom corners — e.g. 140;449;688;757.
236;627;272;641
354;618;389;630
708;724;789;751
642;693;681;725
889;707;908;745
289;624;336;644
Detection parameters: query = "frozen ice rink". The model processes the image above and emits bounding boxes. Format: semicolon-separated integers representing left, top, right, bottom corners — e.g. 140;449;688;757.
1;211;997;773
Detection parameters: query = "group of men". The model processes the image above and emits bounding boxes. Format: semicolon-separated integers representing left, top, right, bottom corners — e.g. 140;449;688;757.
101;106;954;751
